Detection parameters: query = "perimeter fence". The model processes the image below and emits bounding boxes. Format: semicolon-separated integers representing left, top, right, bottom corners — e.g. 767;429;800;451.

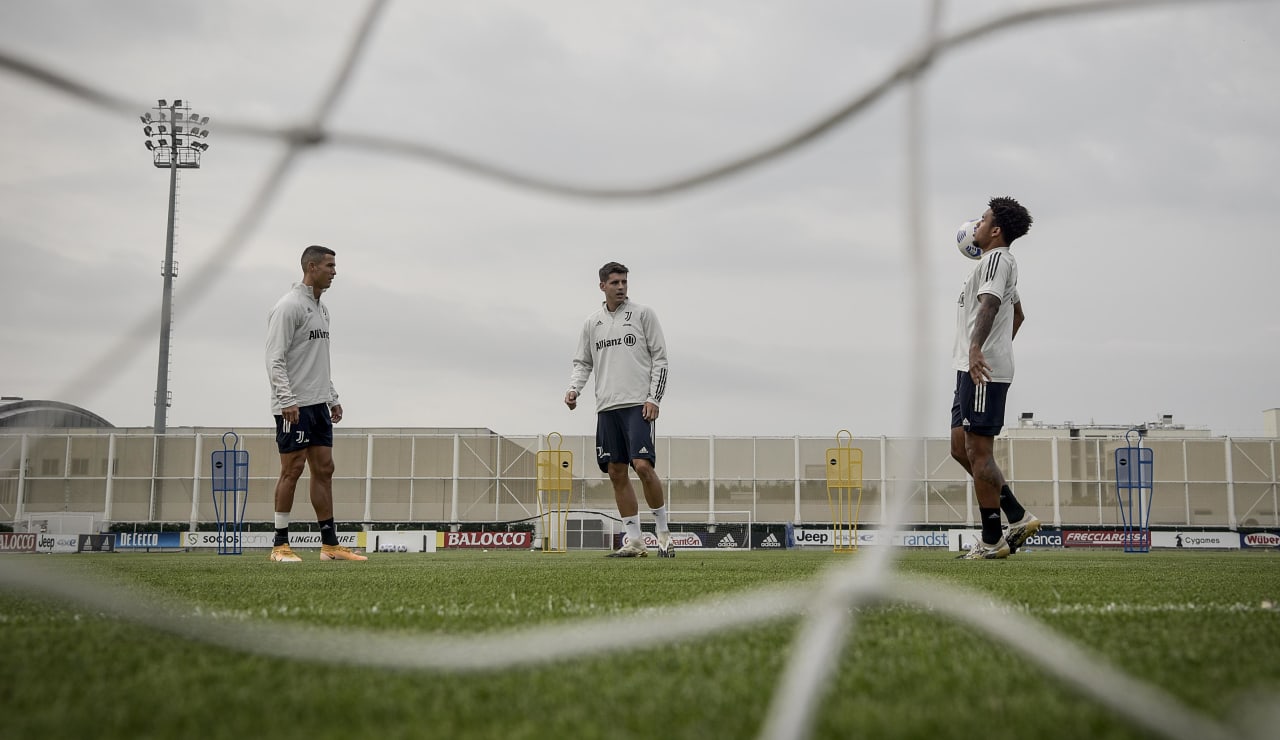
2;429;1275;530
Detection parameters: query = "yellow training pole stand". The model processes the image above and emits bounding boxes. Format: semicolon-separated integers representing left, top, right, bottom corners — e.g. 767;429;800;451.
536;432;573;553
825;430;864;553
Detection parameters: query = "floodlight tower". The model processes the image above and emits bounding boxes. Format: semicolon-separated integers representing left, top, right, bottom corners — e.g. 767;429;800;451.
140;99;211;434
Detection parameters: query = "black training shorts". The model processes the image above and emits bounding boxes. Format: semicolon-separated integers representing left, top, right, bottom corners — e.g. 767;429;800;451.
274;403;334;453
595;405;656;473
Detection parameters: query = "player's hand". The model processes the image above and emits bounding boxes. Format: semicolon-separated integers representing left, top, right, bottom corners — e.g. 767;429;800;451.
564;390;578;410
968;347;991;385
642;401;659;422
282;405;300;424
330;404;343;424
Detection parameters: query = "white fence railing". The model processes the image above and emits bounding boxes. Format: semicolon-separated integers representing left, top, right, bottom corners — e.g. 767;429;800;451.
1;430;1276;530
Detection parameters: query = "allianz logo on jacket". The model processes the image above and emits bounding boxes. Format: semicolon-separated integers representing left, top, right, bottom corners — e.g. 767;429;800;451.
595;333;636;351
308;329;329;340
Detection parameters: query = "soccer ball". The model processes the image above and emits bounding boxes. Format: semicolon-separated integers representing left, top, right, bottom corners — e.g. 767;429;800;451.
955;218;982;260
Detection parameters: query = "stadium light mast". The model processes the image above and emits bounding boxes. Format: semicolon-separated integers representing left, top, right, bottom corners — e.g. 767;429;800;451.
140;99;211;434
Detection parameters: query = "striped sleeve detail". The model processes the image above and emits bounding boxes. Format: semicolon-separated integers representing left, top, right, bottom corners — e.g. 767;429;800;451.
984;252;1002;282
652;367;667;403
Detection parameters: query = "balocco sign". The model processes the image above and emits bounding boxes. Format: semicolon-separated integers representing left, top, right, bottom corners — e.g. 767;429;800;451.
0;533;38;553
443;531;532;549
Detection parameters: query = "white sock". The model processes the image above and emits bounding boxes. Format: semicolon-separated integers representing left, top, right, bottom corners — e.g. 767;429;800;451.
623;516;642;542
652;504;669;534
274;512;290;530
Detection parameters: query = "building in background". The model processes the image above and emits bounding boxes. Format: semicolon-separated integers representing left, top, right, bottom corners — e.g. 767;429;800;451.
0;398;114;429
1003;412;1211;439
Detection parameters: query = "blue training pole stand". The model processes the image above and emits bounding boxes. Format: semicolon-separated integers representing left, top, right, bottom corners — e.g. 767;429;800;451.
210;431;249;555
1114;428;1154;553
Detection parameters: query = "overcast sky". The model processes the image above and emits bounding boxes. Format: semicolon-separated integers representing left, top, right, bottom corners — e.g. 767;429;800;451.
1;0;1277;439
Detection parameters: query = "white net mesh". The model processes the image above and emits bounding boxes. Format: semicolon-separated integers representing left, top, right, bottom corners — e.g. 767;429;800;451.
1;2;1276;738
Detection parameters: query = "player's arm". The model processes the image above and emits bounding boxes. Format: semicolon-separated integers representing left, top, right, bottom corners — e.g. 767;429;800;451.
265;304;299;420
565;320;593;410
1012;300;1025;340
968;294;999;384
642;308;668;422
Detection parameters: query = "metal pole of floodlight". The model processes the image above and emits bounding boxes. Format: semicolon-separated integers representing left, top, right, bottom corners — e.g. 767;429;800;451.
140;98;211;435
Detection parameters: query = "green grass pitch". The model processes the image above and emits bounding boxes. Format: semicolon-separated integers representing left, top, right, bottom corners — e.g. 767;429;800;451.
1;549;1277;739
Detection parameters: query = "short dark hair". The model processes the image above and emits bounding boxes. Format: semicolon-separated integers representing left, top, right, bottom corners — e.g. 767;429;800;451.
988;197;1033;244
599;261;628;283
301;245;336;270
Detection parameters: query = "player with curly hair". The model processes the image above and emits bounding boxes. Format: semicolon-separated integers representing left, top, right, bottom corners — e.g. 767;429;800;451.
952;197;1041;559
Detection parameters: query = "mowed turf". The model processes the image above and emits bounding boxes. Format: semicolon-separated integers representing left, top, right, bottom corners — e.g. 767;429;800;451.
1;548;1277;739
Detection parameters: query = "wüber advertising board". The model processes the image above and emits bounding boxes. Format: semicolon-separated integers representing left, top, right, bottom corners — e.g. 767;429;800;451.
1240;531;1280;549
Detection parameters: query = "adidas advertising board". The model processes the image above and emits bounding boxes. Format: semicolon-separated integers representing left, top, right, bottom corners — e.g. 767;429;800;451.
751;530;786;549
77;534;115;552
716;532;739;548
